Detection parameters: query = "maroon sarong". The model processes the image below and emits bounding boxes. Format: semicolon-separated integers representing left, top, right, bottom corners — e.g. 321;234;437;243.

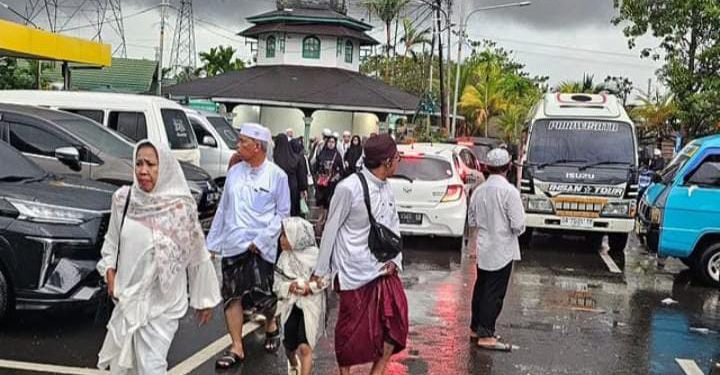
335;273;409;367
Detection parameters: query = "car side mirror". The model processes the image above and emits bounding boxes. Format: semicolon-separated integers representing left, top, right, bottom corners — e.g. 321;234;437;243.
55;147;81;172
202;135;217;147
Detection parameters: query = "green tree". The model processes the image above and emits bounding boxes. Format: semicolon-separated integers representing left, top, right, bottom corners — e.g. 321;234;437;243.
602;75;634;106
364;0;408;79
613;0;720;138
459;60;511;136
0;58;37;89
556;74;604;94
400;18;431;58
630;90;678;137
198;46;246;77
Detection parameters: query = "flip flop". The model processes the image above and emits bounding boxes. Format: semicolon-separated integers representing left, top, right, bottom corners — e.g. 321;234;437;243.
476;342;513;352
264;329;281;353
469;334;501;342
215;351;244;369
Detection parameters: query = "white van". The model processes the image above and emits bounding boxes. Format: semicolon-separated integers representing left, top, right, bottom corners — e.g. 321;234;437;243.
184;108;238;185
0;90;201;165
519;93;639;253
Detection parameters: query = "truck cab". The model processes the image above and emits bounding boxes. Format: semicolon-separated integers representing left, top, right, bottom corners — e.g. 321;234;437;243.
519;93;639;254
637;136;720;285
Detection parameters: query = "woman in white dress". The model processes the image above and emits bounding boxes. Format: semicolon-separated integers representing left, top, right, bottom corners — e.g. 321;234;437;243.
97;140;222;375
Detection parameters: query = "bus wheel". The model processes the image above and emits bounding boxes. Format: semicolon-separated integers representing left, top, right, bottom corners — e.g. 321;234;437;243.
608;233;629;255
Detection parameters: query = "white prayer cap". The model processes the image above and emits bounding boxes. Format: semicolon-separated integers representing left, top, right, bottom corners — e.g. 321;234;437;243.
239;123;271;142
654;148;662;156
322;128;332;137
487;148;511;167
332;132;340;138
342;130;351;136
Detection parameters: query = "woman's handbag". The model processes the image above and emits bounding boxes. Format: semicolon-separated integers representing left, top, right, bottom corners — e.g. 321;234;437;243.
95;191;132;324
316;154;338;187
356;173;403;263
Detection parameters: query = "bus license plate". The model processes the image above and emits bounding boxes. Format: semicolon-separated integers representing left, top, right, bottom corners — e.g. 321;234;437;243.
399;212;423;225
560;217;594;229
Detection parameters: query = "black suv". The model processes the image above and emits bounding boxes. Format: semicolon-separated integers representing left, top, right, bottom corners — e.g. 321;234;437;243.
0;142;115;320
0;104;220;229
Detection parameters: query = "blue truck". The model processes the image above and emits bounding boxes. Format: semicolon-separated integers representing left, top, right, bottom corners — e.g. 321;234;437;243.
637;135;720;285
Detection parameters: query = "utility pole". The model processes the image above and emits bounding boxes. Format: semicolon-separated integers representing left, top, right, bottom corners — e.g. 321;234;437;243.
445;0;452;135
157;0;168;96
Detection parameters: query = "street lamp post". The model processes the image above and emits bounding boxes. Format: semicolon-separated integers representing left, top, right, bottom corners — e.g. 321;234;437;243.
450;1;530;138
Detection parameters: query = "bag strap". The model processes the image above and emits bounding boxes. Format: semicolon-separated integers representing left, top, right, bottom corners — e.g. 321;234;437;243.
114;189;132;270
356;172;377;226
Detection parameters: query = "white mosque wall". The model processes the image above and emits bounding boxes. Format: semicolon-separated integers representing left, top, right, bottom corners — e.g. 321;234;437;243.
256;33;361;71
231;104;379;137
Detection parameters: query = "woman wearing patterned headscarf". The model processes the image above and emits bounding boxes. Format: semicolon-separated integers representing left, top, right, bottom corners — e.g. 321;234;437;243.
274;217;329;375
97;140;221;374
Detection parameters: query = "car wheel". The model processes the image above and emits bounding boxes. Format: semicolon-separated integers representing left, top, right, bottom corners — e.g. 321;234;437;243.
0;267;10;322
608;233;629;255
519;229;533;248
696;242;720;286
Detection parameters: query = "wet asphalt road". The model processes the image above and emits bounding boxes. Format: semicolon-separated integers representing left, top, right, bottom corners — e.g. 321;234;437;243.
0;233;719;375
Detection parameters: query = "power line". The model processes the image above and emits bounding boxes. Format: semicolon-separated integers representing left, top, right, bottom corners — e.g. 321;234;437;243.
59;4;158;32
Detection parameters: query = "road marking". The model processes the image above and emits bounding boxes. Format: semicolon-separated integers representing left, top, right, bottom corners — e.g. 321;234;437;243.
0;359;108;375
167;320;263;375
0;320;264;375
599;250;623;274
676;359;705;375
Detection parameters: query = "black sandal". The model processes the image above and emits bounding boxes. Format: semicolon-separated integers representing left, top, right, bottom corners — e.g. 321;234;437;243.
264;329;281;353
215;351;244;369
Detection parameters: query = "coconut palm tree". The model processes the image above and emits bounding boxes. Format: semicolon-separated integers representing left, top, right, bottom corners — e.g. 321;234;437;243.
631;90;677;136
400;18;431;59
199;46;246;77
458;61;510;136
556;73;603;94
364;0;408;80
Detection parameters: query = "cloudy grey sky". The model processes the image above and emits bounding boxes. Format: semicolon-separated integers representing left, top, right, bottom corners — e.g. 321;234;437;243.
0;0;663;94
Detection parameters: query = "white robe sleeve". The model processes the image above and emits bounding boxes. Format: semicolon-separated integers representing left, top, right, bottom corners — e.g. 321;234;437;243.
187;257;222;310
97;193;122;281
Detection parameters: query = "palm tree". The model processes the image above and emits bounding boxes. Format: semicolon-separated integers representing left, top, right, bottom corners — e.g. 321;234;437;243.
630;90;677;136
199;46;245;77
556;73;603;94
364;0;408;79
458;61;510;136
400;18;431;58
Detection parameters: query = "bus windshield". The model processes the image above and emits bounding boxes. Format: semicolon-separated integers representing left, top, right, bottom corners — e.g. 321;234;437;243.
528;119;636;167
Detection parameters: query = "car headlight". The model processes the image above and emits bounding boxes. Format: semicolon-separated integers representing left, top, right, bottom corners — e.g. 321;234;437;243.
523;196;554;213
650;207;663;224
7;198;98;225
602;202;636;217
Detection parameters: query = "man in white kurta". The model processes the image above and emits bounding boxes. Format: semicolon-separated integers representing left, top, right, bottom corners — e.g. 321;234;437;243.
206;123;290;368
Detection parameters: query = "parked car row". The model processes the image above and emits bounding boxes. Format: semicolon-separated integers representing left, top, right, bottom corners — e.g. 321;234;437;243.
0;91;238;321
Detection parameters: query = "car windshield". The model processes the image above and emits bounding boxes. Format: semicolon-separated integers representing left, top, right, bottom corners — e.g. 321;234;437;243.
393;156;453;181
161;109;198;150
207;116;238;148
0;142;45;180
659;143;699;183
54;118;134;159
528;119;636;167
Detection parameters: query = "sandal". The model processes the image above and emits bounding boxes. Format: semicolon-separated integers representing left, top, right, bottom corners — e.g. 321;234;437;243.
215;351;244;369
469;333;501;342
264;328;281;353
476;341;513;352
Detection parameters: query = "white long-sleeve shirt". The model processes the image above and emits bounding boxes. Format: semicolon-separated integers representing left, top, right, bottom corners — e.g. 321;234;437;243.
314;169;403;291
206;160;291;263
468;174;526;271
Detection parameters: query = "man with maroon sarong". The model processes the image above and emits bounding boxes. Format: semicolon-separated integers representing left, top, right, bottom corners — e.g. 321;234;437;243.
312;134;408;375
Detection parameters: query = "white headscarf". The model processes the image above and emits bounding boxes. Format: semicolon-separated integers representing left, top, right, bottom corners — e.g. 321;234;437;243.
113;140;206;292
281;217;319;270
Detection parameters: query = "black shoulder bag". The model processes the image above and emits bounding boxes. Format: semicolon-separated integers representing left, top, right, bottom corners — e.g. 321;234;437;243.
95;190;131;324
357;173;403;263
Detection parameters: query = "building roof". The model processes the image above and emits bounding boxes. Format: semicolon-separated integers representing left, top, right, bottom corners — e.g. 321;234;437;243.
164;65;420;114
247;7;372;30
43;57;158;94
239;23;378;45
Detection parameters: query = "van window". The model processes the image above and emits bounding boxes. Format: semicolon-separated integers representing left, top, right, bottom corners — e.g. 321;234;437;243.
9;123;70;157
108;112;148;142
686;155;720;188
660;144;699;184
61;109;105;124
395;156;453;181
161;109;197;150
207;116;239;148
190;119;213;145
